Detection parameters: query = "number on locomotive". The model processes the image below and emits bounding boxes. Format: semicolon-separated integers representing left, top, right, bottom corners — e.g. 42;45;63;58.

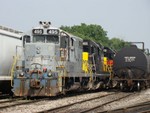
32;29;43;34
47;29;59;35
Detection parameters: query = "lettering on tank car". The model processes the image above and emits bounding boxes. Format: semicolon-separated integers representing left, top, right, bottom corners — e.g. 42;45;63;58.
124;56;136;62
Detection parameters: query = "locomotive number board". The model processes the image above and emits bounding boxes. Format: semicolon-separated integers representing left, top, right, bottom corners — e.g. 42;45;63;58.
32;29;44;35
32;29;59;35
47;29;59;35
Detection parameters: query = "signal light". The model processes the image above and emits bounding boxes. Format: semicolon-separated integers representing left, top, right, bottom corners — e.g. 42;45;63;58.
43;67;47;72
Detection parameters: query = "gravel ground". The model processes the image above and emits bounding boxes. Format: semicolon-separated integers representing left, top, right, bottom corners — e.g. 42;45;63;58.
60;92;129;113
0;91;109;113
0;89;150;113
101;89;150;112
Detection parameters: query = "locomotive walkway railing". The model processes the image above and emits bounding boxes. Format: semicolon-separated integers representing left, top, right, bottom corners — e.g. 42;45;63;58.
10;56;18;87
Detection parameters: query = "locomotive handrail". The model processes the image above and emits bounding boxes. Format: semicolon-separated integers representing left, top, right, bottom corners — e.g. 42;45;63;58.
16;45;23;56
144;48;150;55
130;42;144;50
11;56;18;87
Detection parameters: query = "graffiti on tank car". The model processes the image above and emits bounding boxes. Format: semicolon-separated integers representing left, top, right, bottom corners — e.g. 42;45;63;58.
124;56;136;62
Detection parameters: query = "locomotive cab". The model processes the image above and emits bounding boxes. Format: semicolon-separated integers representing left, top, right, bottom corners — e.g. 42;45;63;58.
82;40;102;74
103;47;115;73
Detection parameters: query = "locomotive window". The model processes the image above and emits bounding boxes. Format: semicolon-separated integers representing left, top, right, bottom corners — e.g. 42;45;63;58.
71;38;74;46
33;35;45;43
46;35;59;43
60;31;69;48
91;46;94;53
23;35;30;43
23;35;31;47
83;46;89;52
97;48;100;56
104;51;114;60
60;36;67;48
33;35;59;43
79;41;83;48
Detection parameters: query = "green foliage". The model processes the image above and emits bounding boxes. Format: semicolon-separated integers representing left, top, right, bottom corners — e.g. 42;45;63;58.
109;38;130;51
60;23;128;51
60;23;109;46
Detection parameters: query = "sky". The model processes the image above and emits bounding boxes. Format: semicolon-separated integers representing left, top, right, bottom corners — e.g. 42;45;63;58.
0;0;150;49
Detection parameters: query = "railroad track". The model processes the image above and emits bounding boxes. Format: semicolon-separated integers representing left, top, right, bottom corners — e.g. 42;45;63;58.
37;92;121;113
102;101;150;113
0;90;114;112
0;97;49;110
0;94;10;99
78;93;133;113
0;97;24;104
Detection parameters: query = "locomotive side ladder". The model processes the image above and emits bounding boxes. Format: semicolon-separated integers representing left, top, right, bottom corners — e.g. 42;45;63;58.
10;45;23;87
56;48;68;93
10;56;18;87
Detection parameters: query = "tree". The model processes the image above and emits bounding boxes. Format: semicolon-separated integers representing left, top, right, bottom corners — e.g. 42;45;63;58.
60;23;129;51
109;38;130;51
60;23;109;46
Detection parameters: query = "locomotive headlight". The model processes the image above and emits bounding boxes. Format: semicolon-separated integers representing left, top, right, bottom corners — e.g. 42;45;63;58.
47;71;52;77
36;47;41;50
19;72;24;77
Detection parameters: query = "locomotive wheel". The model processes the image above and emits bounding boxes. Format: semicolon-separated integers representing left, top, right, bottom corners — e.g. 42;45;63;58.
112;80;118;88
62;89;66;95
112;76;119;88
120;82;124;91
137;82;140;91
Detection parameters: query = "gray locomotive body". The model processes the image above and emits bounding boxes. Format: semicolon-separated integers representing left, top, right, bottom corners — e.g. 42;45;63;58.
12;22;84;96
12;22;112;97
113;45;150;90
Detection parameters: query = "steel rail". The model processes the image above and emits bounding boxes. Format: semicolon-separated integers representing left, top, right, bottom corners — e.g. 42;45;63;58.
37;92;117;113
78;93;133;113
0;98;49;109
0;97;24;104
101;101;150;113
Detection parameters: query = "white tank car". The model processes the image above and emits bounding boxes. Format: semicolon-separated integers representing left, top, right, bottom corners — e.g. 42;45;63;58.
0;25;22;93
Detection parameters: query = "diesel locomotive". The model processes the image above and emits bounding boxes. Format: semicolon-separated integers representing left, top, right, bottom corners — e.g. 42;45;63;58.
112;42;150;91
11;21;113;97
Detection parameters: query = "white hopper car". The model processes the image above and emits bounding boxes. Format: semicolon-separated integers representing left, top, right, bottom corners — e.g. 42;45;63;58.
0;25;22;94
